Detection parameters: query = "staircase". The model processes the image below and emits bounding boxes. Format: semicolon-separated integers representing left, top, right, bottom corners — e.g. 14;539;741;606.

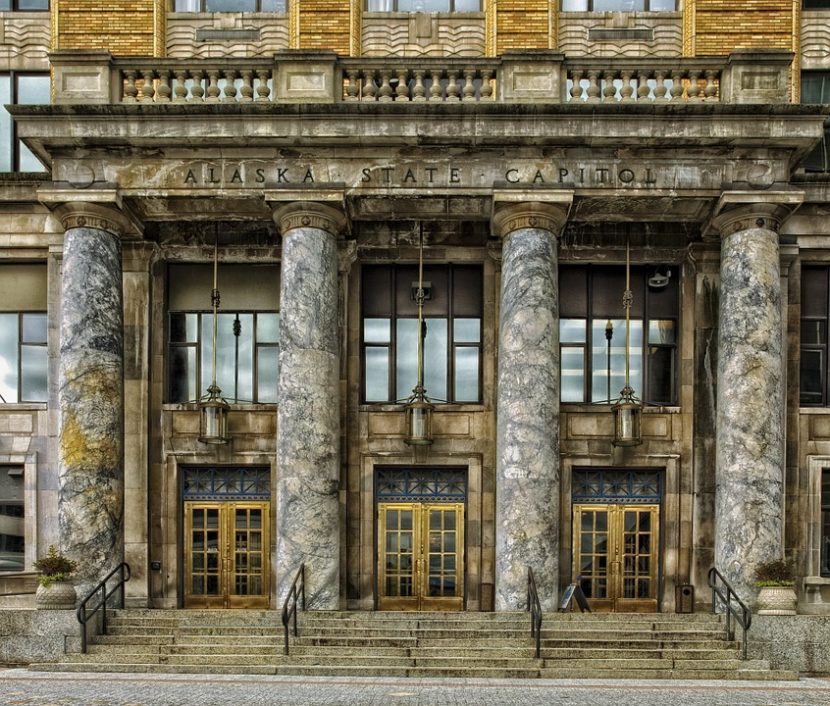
31;610;797;679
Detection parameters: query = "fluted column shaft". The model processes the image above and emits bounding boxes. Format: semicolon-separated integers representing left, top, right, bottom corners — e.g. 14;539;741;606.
57;205;127;597
714;206;785;602
493;201;569;611
274;202;346;610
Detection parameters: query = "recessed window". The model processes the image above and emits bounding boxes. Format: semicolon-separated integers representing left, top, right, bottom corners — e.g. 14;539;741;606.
0;0;49;10
801;73;830;172
800;267;830;405
561;0;675;10
823;469;830;576
166;264;280;404
362;264;482;404
0;74;49;172
804;0;830;8
173;0;285;11
0;466;24;572
366;0;479;10
559;265;679;405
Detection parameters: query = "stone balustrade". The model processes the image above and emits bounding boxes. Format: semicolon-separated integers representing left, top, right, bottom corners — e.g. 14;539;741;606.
48;48;794;106
339;59;499;102
565;61;723;103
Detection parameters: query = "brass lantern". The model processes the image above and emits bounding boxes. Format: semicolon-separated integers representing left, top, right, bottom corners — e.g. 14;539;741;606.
612;237;642;447
404;226;434;446
198;230;230;445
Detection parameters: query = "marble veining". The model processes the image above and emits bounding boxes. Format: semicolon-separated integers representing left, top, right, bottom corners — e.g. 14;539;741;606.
58;226;124;597
496;226;560;611
277;226;340;609
715;225;783;603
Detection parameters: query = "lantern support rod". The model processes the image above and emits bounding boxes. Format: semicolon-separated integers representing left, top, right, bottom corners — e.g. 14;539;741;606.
415;224;426;396
209;227;220;395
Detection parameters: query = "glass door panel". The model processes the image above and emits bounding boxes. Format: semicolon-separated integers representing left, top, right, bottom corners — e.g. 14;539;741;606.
184;502;270;609
572;503;659;612
378;502;464;611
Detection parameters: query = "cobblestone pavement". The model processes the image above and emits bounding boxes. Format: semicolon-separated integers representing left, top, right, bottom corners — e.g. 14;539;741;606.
2;670;830;706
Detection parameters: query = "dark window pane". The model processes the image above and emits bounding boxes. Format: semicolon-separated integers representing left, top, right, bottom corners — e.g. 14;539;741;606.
452;267;482;317
803;320;827;346
362;266;393;317
648;346;675;405
170;313;198;343
802;72;830;104
803;268;829;317
169;346;197;403
801;349;825;405
0;466;24;572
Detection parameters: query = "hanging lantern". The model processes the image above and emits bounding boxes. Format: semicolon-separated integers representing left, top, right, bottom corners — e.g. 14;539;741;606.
612;237;642;447
404;225;434;447
198;230;230;445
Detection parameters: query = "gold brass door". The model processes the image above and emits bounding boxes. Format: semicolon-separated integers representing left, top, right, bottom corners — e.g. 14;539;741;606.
572;504;659;612
184;502;270;609
378;502;464;611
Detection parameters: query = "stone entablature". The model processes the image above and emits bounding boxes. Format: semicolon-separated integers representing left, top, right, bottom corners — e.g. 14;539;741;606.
47;49;797;106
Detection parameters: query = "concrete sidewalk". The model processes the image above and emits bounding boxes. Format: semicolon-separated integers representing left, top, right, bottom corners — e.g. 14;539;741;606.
1;669;830;706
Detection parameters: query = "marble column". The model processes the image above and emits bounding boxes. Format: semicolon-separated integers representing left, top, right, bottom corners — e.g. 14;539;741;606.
493;200;570;611
56;203;129;598
713;203;789;602
273;202;347;610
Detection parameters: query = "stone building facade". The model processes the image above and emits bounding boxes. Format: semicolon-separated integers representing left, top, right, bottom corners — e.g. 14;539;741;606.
0;0;829;618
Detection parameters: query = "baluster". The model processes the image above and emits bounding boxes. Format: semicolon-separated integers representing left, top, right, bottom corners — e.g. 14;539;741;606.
344;70;360;101
256;70;271;102
653;70;667;101
586;70;601;103
139;69;155;103
637;72;651;102
206;70;221;102
669;70;684;102
446;70;460;102
155;70;172;103
569;69;584;103
173;70;189;102
462;68;476;102
704;70;718;102
429;70;443;102
239;70;254;102
191;70;205;102
687;69;702;102
361;70;377;102
396;69;410;102
122;70;138;103
480;69;494;101
222;69;238;102
378;71;394;102
412;70;426;102
602;71;617;102
620;70;634;102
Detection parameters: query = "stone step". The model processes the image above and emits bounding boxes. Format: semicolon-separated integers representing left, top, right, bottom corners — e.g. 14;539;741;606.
539;639;738;650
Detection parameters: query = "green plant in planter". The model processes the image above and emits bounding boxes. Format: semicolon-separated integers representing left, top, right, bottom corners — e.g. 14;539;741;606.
754;558;796;587
33;545;78;588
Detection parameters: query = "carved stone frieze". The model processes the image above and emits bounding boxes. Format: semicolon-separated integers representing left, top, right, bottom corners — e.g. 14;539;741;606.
491;201;571;239
53;201;135;238
272;201;349;238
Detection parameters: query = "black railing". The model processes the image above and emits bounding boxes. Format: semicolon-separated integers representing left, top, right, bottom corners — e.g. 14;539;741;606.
281;563;306;656
76;562;131;654
527;567;542;659
708;566;751;659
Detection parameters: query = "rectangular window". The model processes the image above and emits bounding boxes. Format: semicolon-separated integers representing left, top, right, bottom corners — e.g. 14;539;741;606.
562;0;674;9
560;264;679;405
0;0;49;9
0;466;24;572
0;264;48;404
173;0;286;10
167;264;280;404
823;469;830;576
366;0;479;10
801;72;830;172
804;0;830;8
361;264;482;404
0;73;50;173
801;267;830;405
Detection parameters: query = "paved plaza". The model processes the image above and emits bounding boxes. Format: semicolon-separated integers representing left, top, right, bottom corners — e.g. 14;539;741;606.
1;671;830;706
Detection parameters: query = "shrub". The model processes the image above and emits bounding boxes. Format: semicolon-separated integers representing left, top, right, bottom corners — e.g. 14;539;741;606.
33;545;77;588
754;558;795;587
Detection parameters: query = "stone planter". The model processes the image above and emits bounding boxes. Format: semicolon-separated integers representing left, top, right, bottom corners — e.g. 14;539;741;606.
35;580;77;610
756;585;797;615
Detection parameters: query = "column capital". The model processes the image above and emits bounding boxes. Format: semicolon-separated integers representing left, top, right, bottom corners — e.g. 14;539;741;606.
271;200;349;238
491;192;573;239
707;191;804;238
39;187;142;238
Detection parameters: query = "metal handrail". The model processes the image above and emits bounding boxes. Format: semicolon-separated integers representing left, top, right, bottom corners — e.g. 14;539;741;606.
76;562;131;654
281;563;306;656
707;566;751;659
527;567;542;659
